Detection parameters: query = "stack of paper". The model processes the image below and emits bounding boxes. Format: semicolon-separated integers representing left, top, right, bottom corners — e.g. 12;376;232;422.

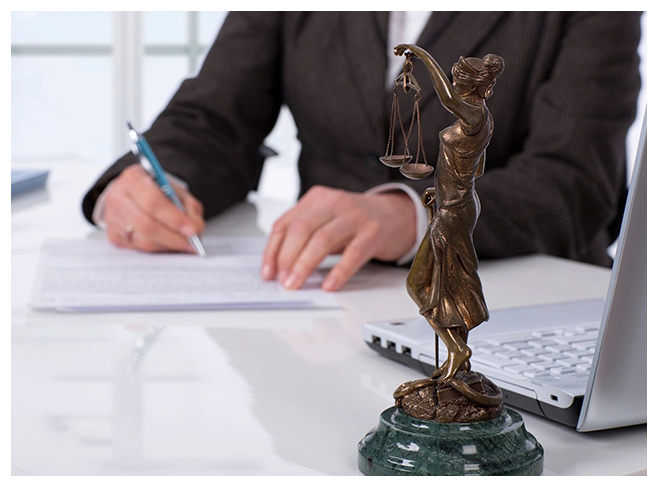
30;237;338;312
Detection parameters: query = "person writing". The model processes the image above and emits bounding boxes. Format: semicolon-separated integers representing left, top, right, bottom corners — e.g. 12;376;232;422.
82;12;641;292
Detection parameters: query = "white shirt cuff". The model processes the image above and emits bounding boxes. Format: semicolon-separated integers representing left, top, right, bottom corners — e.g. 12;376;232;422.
91;169;188;230
365;182;427;265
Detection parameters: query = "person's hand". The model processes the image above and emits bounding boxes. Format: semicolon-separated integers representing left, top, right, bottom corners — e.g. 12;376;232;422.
104;165;205;253
261;186;416;292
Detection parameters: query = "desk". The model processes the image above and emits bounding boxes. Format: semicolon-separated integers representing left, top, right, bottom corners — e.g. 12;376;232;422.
11;162;647;475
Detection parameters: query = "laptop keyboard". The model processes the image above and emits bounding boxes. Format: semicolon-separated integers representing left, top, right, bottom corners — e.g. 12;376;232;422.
469;324;599;383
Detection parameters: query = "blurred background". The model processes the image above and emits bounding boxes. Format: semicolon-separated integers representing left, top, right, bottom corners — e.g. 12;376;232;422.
11;11;301;204
11;11;646;206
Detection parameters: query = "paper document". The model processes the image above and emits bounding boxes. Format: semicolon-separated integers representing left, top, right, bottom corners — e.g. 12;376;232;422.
30;237;338;312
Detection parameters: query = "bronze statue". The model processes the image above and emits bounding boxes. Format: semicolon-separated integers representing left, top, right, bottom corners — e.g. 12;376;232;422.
360;46;542;475
386;44;505;421
360;46;542;476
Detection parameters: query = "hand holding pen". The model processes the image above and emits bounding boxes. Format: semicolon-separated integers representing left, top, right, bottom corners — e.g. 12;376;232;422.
126;123;206;256
99;127;206;255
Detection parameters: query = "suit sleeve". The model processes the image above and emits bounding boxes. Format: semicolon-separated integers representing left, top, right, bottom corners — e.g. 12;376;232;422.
472;12;641;263
82;12;283;224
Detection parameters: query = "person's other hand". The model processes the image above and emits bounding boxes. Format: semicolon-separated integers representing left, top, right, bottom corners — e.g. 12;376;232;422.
104;165;205;253
261;186;416;292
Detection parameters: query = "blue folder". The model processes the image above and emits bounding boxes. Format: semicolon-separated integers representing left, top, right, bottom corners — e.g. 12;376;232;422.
11;169;49;196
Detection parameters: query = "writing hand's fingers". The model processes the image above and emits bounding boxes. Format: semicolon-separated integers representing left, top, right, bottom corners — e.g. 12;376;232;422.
122;167;198;237
133;230;194;253
174;183;205;235
107;227;130;249
276;209;333;284
283;218;354;290
105;194;193;253
322;221;382;291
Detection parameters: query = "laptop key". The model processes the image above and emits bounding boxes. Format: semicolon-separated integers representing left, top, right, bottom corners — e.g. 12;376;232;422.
555;358;588;367
553;331;597;344
576;363;591;372
552;368;577;375
529;360;557;370
503;342;534;351
545;344;578;354
503;364;537;375
531;330;557;338
523;370;552;379
471;355;516;369
540;353;569;361
512;355;544;364
476;345;509;354
486;334;537;345
563;349;592;359
572;340;597;350
527;339;559;348
520;347;551;356
575;324;600;334
568;332;600;343
495;350;526;360
546;365;572;374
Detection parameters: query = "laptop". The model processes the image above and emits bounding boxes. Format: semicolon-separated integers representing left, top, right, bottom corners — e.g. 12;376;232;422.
362;112;647;432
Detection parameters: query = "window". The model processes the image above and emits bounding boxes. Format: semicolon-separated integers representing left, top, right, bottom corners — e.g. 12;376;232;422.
12;11;300;203
11;12;227;163
11;12;114;163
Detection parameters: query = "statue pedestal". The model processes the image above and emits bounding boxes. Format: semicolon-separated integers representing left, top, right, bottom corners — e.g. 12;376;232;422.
358;407;543;476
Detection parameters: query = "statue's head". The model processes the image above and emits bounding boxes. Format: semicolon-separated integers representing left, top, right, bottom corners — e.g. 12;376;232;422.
452;54;504;100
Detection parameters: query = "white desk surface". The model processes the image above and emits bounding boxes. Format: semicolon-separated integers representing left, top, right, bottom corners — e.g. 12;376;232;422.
12;162;647;476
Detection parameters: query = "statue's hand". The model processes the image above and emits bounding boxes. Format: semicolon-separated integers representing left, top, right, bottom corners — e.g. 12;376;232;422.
422;188;436;208
394;44;415;57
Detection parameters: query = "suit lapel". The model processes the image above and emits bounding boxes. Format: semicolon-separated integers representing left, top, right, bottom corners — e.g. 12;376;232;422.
341;12;389;139
398;12;508;125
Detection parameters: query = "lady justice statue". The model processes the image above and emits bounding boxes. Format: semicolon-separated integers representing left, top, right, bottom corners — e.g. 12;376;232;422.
390;44;506;418
358;45;544;475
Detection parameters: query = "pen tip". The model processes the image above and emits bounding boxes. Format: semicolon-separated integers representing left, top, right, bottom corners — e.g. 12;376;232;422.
126;121;134;130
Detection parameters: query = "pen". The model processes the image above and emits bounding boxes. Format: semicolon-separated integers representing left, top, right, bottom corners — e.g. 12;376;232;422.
126;122;207;258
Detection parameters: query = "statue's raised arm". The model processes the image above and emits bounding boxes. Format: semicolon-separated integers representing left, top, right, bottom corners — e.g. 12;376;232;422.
394;44;484;129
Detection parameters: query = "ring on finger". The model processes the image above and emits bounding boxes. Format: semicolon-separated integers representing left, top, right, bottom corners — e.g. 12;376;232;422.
123;224;135;244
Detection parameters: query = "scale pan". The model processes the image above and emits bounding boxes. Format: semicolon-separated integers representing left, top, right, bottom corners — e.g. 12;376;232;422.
400;164;434;180
379;155;412;168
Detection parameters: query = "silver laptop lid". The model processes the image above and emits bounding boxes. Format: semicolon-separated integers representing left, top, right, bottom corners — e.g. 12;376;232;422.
577;110;647;431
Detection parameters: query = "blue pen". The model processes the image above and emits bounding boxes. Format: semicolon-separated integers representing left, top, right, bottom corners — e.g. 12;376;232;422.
126;122;207;257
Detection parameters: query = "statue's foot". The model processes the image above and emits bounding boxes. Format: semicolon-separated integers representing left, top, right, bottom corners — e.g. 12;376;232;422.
438;348;472;383
430;361;447;380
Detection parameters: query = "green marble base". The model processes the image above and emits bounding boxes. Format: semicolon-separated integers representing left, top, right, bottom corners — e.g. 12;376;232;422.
358;407;543;476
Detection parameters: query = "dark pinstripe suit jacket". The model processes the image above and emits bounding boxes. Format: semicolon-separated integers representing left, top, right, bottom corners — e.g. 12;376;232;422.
83;12;642;266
